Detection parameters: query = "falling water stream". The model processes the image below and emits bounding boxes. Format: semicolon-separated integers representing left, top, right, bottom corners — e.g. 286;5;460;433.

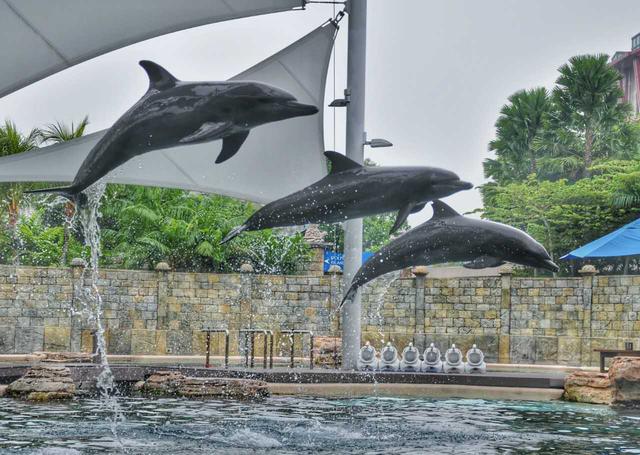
71;183;125;445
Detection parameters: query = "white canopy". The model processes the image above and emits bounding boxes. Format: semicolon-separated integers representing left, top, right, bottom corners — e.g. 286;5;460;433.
0;21;336;203
0;0;303;98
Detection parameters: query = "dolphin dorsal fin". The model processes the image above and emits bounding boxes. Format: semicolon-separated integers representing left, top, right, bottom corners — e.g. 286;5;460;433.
139;60;178;91
324;151;362;174
431;200;460;219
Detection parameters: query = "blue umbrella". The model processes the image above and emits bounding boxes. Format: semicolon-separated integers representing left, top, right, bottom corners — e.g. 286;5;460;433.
561;218;640;259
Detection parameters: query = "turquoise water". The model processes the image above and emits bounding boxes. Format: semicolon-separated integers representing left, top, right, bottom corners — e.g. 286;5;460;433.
0;396;639;454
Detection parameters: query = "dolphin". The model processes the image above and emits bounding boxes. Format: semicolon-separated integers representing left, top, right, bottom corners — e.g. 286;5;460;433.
220;151;473;243
340;200;559;307
26;60;318;203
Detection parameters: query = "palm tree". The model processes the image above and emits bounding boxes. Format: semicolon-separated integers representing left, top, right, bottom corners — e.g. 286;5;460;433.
40;116;88;143
483;88;550;184
552;54;628;177
0;121;41;263
40;116;89;264
0;121;41;227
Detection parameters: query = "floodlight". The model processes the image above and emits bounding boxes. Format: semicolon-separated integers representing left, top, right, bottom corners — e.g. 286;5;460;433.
366;138;393;148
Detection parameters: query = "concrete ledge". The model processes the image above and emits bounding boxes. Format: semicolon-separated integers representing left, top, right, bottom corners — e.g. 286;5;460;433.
268;383;564;401
0;355;597;373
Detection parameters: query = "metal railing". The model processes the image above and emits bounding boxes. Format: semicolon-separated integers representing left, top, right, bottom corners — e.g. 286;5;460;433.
281;329;314;369
200;328;230;368
239;329;274;369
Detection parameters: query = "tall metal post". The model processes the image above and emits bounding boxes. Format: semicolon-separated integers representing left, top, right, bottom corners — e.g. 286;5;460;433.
341;0;367;370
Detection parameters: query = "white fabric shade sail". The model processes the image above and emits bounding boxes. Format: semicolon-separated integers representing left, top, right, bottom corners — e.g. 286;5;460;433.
0;0;303;98
0;21;336;204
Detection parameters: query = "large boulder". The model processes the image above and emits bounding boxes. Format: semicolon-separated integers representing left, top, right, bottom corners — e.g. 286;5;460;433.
563;371;613;405
609;356;640;405
6;365;76;401
140;370;269;400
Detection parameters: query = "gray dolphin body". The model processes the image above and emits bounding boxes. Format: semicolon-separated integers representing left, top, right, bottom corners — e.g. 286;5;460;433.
220;152;473;243
27;60;318;202
341;200;559;306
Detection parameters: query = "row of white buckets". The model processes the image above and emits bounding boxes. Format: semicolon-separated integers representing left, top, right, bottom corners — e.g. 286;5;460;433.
357;342;487;374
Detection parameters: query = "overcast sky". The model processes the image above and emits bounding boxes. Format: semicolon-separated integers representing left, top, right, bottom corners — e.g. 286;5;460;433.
1;0;639;225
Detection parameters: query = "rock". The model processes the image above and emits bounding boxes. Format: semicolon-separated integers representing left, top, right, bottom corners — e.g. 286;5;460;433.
563;371;613;405
609;356;640;405
313;336;342;368
133;380;145;392
0;385;7;397
141;371;186;395
411;266;429;277
240;263;254;273
155;261;171;272
178;377;269;400
6;365;75;401
140;370;269;400
32;351;93;363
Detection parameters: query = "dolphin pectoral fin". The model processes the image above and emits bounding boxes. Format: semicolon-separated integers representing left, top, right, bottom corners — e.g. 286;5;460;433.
463;256;506;269
390;203;415;234
410;202;427;214
215;131;250;164
179;122;231;144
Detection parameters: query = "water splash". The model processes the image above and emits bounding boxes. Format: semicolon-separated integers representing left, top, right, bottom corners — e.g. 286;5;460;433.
72;182;124;445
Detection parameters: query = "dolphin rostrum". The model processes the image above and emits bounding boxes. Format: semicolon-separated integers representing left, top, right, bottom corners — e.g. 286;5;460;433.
340;200;559;307
220;152;473;243
26;60;318;203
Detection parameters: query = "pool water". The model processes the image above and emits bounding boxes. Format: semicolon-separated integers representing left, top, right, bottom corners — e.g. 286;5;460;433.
0;396;639;454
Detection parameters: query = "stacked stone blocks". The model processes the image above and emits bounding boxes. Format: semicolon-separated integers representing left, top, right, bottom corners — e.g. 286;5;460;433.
0;263;638;366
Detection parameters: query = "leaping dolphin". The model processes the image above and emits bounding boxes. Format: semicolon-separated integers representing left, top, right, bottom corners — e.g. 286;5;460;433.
220;152;473;243
26;60;318;203
340;200;559;307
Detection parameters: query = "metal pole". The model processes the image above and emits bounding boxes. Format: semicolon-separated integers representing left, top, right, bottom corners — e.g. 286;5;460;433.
224;330;229;368
341;0;367;370
309;332;315;369
290;333;295;368
205;331;211;368
269;331;274;369
244;332;249;368
263;331;268;369
250;332;255;368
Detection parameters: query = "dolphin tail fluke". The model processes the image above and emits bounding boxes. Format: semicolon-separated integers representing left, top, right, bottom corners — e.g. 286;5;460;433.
338;284;359;310
24;186;85;206
220;224;248;244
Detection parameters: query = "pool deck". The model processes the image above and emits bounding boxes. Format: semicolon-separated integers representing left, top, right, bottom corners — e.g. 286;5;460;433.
0;358;570;400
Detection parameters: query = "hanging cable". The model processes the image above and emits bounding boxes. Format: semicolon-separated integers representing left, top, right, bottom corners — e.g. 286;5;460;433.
332;1;336;152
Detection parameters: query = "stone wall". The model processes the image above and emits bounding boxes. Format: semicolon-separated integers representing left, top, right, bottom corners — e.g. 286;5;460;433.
0;262;638;366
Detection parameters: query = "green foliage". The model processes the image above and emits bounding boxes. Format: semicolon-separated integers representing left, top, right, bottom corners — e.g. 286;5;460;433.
483;88;551;184
40;116;89;144
481;164;640;274
14;209;85;266
482;54;640;276
484;55;640;185
99;185;310;273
